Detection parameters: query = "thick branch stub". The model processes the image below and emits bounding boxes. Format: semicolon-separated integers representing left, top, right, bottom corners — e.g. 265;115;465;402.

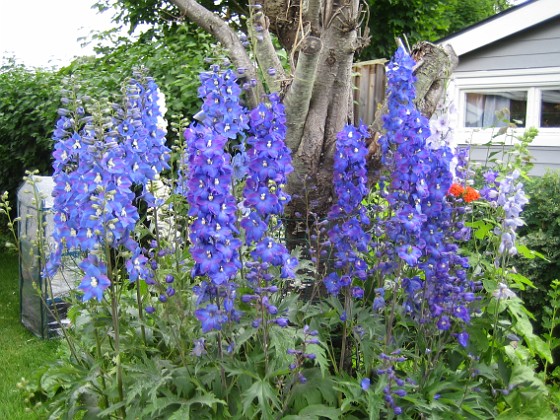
284;36;322;152
411;41;458;116
249;11;286;93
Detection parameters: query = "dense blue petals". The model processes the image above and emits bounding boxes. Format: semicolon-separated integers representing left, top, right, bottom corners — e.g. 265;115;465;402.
46;72;170;302
375;47;474;343
324;123;371;297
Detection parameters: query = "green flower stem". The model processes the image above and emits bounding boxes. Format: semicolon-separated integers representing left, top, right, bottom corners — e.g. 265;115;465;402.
338;290;351;374
135;281;147;346
94;327;110;410
106;245;125;417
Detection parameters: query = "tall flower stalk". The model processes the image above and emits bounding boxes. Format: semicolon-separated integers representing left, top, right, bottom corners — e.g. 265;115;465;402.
183;66;244;332
376;46;474;347
323;123;371;372
184;66;297;337
47;74;170;414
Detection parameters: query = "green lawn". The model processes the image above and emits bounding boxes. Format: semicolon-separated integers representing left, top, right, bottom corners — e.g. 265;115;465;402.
0;252;59;419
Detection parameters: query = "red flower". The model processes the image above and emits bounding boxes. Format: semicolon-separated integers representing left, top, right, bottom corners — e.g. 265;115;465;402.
448;183;480;203
448;183;464;198
463;186;480;203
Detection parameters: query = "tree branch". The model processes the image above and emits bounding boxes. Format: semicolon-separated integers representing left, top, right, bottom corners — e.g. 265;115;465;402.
283;35;322;151
248;11;286;93
306;0;323;34
169;0;262;107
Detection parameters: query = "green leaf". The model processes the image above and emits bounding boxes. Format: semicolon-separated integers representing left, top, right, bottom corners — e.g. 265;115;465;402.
507;272;535;291
466;220;493;240
306;342;330;378
515;243;547;261
525;335;553;364
168;406;191;420
509;364;548;392
167;395;226;420
242;378;280;418
298;404;341;419
460;403;487;419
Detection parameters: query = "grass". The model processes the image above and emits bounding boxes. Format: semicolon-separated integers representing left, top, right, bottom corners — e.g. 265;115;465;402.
0;251;60;419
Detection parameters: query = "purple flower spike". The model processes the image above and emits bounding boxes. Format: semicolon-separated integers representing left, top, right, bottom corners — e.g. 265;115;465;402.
323;123;371;299
374;46;475;345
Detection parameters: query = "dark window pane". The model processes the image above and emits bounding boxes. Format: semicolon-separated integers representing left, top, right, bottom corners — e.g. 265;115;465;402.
465;92;527;128
541;90;560;128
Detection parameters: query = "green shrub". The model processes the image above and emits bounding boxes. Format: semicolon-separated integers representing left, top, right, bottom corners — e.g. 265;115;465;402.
0;60;60;204
0;23;214;239
517;171;560;331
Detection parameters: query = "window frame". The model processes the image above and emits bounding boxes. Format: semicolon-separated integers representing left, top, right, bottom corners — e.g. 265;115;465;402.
452;67;560;147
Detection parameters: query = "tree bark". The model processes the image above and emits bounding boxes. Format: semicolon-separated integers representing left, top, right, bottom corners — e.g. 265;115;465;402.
169;0;458;231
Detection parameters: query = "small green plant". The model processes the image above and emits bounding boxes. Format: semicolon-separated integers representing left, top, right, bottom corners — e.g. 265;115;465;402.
0;190;20;253
543;280;560;374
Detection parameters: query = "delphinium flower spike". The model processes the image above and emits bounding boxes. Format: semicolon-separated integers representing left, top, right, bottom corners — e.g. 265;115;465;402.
377;46;475;347
47;74;170;302
183;66;244;331
241;92;296;328
323;123;371;298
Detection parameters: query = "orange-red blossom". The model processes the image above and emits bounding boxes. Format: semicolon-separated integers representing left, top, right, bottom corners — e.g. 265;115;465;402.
448;183;480;203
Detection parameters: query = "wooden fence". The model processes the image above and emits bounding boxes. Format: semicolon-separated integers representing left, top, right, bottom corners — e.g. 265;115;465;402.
352;59;387;126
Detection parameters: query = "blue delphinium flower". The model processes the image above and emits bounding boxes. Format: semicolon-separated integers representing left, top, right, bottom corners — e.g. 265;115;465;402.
493;169;528;258
376;46;474;346
183;66;244;331
323;123;371;297
118;71;171;206
48;109;139;300
78;255;111;302
195;303;229;333
479;169;500;203
286;325;319;383
377;351;408;416
47;73;170;301
240;92;296;327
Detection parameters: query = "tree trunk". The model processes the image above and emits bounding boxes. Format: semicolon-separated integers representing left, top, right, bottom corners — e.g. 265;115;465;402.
169;0;458;241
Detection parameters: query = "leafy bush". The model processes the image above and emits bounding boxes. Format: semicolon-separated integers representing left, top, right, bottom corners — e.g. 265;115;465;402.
467;126;560;378
0;60;60;207
59;23;216;134
516;171;560;328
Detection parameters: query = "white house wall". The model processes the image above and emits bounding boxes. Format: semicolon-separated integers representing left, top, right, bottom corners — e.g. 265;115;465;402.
468;145;560;176
442;10;560;175
456;16;560;72
451;67;560;147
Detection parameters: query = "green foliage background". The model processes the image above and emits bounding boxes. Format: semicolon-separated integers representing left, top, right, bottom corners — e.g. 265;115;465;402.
364;0;510;58
517;171;560;330
0;23;214;225
95;0;512;59
0;61;59;208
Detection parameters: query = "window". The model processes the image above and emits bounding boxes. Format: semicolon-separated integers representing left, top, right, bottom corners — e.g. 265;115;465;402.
541;89;560;128
465;91;527;128
453;68;560;146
